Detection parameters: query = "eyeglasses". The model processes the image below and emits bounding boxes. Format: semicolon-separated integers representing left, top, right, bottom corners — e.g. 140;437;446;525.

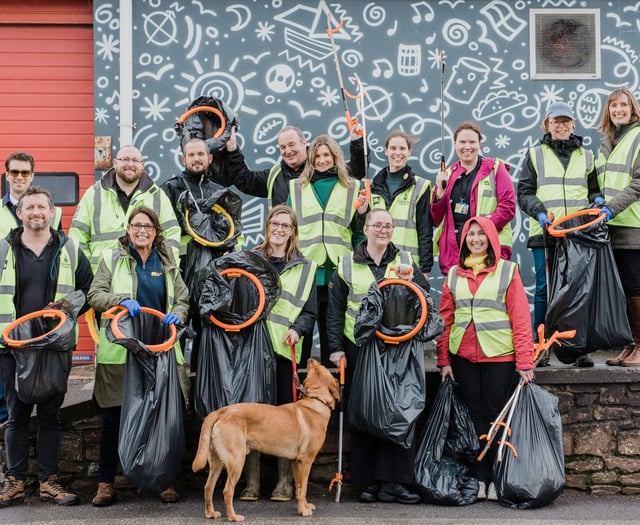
366;223;394;232
269;221;293;232
549;118;572;126
8;169;32;178
116;157;143;165
129;223;155;231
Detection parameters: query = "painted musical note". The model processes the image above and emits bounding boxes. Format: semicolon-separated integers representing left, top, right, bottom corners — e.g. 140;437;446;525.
372;58;393;79
411;1;434;23
386;20;398;37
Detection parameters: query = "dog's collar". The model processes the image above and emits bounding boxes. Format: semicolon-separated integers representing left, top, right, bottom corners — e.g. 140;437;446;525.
302;393;333;409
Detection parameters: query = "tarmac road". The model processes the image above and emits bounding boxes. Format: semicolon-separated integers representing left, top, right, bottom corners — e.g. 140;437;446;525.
2;483;640;524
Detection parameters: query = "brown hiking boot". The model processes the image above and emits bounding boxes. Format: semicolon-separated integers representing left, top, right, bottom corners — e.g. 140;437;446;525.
92;482;115;507
39;475;80;506
159;486;179;503
0;476;25;507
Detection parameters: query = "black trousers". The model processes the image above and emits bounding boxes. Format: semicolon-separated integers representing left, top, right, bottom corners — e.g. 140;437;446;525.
614;249;640;297
450;353;517;482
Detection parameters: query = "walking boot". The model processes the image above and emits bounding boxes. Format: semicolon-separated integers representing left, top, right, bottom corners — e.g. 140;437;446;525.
621;297;640;367
239;451;260;501
0;476;25;507
92;482;115;507
159;486;179;503
39;475;80;506
270;458;294;502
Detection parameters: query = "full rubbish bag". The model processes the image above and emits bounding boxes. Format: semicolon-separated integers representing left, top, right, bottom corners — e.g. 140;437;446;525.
493;382;564;509
195;251;280;418
414;378;480;505
175;96;237;153
176;188;243;303
545;213;632;363
347;280;443;448
0;290;85;404
107;309;186;493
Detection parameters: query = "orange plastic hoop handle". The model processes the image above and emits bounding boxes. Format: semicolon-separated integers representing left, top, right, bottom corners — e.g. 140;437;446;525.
176;106;226;139
85;308;100;344
374;278;428;344
103;305;177;353
2;309;67;348
208;268;267;332
547;208;605;237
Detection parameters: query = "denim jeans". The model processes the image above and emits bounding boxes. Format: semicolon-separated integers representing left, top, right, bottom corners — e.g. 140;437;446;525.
0;353;65;481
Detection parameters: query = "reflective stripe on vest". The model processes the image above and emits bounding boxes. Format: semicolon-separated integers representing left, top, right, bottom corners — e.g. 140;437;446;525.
266;164;282;209
476;161;513;248
96;249;183;365
447;259;516;357
290;178;357;266
371;177;431;265
0;238;80;342
596;127;640;227
265;258;317;363
528;145;592;238
338;250;412;344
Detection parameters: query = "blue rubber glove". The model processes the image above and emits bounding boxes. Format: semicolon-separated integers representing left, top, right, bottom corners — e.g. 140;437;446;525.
163;313;180;325
594;196;606;206
120;299;141;317
537;212;552;228
600;206;614;222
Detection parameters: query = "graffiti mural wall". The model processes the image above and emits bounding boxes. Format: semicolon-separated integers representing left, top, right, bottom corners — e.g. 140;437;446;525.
92;0;640;297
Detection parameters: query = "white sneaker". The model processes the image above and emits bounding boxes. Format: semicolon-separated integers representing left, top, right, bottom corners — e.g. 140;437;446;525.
477;481;486;500
487;482;498;501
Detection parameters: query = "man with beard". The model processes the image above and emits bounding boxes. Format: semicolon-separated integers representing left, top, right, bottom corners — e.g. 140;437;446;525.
69;145;181;272
0;186;92;507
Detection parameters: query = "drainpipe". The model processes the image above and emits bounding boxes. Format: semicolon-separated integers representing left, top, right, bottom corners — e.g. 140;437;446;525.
119;0;134;146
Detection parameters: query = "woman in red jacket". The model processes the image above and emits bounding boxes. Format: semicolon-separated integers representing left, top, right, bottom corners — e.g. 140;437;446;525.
437;216;534;501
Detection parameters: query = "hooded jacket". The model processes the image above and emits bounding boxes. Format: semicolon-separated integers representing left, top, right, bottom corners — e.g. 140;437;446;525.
436;216;534;371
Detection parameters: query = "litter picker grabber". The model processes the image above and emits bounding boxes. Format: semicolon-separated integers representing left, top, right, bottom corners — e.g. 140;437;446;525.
325;16;364;137
329;355;346;502
438;51;448;190
477;327;576;462
288;341;303;402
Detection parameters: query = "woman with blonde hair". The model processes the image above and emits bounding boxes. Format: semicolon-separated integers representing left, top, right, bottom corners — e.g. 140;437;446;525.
288;134;367;366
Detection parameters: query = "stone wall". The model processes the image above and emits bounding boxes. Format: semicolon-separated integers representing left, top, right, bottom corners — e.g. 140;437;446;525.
2;366;640;495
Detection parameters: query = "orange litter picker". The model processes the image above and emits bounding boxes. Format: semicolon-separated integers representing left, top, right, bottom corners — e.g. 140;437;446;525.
329;356;346;502
477;328;576;463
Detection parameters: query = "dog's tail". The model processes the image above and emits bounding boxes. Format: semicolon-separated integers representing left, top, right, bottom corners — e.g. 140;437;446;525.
192;411;220;472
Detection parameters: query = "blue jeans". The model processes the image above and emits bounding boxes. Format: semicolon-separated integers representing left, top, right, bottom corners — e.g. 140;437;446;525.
0;353;65;481
532;246;556;339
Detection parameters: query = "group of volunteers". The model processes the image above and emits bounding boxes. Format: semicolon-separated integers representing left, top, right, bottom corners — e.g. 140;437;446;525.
0;85;639;510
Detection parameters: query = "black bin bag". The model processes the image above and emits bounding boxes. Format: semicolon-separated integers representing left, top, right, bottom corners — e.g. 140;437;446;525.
414;378;480;505
545;214;632;363
195;251;280;418
347;280;443;448
176;188;243;301
493;383;564;509
0;290;85;404
175;96;237;153
107;310;186;493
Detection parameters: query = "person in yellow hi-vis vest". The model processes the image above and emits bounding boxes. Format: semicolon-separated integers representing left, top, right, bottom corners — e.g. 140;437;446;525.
517;101;600;367
88;207;188;507
431;121;516;276
237;205;317;504
438;216;534;502
288;134;368;367
595;87;640;367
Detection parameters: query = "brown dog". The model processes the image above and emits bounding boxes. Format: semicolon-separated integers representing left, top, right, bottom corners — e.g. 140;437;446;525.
192;358;340;521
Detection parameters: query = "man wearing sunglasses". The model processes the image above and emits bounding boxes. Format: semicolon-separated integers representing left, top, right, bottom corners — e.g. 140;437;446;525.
1;151;62;239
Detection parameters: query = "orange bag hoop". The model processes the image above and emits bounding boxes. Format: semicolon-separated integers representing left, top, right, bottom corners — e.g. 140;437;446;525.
85;308;100;344
103;306;177;353
176;106;226;139
208;268;266;332
547;208;605;238
374;278;428;344
2;309;67;348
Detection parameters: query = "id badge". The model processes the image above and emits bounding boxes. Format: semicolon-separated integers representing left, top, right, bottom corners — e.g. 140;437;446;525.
454;201;469;215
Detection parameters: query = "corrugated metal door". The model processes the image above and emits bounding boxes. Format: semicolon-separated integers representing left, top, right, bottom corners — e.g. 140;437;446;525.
0;0;95;362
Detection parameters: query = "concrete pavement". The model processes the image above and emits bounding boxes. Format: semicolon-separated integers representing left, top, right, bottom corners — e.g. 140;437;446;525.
1;483;639;524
